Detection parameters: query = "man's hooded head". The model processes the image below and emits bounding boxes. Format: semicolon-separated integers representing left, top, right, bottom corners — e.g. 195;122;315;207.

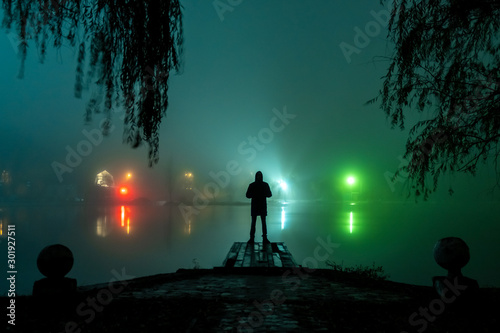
255;171;263;182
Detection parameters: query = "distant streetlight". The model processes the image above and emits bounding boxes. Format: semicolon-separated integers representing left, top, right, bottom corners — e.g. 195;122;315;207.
184;172;194;190
346;175;361;202
279;179;288;203
126;173;132;179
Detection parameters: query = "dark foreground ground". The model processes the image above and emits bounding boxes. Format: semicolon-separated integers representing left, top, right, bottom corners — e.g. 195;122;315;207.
3;268;499;332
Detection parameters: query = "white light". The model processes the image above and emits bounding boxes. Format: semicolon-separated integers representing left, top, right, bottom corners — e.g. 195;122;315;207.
279;180;288;191
281;206;286;229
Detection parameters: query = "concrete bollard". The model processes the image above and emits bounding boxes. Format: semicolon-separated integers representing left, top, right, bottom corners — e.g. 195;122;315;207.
432;237;479;307
32;244;78;314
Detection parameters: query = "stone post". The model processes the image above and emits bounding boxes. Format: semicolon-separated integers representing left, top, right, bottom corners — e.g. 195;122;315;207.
32;244;78;315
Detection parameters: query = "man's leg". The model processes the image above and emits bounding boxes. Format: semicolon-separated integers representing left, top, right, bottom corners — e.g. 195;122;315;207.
261;216;269;243
249;215;257;242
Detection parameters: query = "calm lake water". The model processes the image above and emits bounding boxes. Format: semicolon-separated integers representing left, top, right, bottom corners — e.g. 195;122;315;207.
1;200;499;295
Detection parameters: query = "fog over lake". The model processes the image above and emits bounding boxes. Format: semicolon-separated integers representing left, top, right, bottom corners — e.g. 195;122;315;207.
1;198;499;296
1;1;499;297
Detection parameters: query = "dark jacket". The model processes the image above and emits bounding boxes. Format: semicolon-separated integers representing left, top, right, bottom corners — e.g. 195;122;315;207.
246;172;272;216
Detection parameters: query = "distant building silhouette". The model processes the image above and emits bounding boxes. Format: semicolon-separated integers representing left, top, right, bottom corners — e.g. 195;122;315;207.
95;170;115;187
1;170;11;184
88;170;116;202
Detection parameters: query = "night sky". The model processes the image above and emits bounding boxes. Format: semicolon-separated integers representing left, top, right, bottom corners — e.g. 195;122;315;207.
0;0;497;201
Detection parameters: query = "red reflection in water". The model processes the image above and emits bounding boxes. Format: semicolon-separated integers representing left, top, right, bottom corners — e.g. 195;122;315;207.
119;205;131;234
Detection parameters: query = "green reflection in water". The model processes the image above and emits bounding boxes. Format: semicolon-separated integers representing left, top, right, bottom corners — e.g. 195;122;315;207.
349;211;353;234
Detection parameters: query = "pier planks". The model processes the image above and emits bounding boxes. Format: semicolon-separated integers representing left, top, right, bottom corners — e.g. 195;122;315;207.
222;242;297;268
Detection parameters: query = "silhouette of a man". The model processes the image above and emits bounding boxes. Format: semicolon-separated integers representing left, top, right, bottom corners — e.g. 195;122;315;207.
246;171;272;244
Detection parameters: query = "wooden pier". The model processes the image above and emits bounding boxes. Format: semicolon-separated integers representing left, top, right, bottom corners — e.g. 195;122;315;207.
222;242;297;268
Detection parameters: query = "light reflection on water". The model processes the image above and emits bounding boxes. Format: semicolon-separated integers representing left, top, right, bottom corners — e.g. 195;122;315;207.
1;200;499;295
349;211;353;234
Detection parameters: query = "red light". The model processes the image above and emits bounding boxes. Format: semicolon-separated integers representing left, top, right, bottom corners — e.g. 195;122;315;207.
119;187;128;195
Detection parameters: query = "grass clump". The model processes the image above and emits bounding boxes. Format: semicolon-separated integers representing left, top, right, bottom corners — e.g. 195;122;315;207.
326;260;389;281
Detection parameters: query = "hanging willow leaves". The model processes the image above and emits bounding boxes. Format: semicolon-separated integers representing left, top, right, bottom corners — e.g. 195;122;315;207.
1;0;183;166
378;0;500;198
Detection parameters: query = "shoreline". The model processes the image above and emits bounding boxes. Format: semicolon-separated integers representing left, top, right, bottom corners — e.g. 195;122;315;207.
3;268;499;332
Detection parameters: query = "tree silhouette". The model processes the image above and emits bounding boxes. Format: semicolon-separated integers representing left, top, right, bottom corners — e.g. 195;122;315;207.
2;0;183;166
376;0;500;198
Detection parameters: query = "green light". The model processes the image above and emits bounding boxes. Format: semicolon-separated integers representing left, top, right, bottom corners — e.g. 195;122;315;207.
346;176;355;185
349;211;353;233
